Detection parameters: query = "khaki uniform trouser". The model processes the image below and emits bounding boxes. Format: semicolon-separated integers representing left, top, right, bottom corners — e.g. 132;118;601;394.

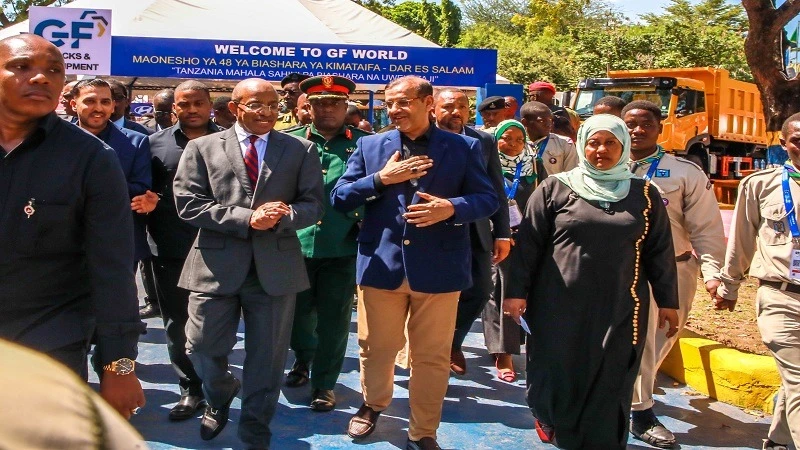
632;256;699;411
357;280;460;441
757;285;800;447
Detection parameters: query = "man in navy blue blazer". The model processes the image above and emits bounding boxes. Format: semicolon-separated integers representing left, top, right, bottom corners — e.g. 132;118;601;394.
331;76;497;450
71;79;152;265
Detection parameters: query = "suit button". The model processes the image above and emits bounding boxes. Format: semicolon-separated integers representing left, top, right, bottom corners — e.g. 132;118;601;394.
354;212;359;217
403;239;411;245
322;169;327;174
317;221;322;225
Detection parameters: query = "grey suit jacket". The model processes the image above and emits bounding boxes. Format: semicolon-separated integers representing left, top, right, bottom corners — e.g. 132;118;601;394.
173;127;324;296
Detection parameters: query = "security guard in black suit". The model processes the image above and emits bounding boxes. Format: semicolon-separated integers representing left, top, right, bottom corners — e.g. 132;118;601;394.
0;34;145;419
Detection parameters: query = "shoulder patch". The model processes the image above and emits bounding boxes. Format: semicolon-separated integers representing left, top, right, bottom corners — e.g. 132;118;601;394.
655;169;670;178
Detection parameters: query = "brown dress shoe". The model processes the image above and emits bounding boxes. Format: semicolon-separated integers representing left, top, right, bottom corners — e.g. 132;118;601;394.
347;403;381;439
450;348;466;375
407;436;441;450
310;389;336;412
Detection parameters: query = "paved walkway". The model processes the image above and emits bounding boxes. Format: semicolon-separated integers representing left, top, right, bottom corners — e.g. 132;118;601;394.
95;289;776;450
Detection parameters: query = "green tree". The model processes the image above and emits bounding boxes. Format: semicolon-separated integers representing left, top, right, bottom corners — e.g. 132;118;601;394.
439;0;462;47
1;0;73;28
351;0;395;16
421;0;441;44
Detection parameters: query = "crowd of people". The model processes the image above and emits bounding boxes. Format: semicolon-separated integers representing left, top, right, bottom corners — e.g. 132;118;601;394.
1;33;799;450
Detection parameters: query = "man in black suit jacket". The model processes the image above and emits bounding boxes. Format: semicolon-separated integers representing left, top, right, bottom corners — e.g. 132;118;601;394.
107;79;154;136
131;80;222;422
0;34;145;419
71;79;152;265
433;88;511;375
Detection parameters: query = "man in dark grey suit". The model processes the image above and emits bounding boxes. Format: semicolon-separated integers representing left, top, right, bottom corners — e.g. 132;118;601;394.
433;88;511;375
173;78;324;448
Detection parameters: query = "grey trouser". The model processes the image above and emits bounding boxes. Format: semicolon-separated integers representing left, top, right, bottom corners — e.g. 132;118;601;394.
185;271;295;448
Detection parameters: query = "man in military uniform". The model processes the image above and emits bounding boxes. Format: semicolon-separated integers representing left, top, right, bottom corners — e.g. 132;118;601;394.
285;75;369;411
275;72;310;131
477;96;506;130
717;112;800;450
520;101;577;176
624;100;726;448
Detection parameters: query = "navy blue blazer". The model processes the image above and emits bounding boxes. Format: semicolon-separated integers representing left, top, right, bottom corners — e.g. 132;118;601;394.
331;126;498;293
102;124;152;262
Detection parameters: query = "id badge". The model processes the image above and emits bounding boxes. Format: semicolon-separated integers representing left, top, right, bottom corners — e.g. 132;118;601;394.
791;249;800;281
508;199;523;228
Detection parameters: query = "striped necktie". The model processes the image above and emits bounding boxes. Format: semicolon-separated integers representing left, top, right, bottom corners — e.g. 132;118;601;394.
244;135;259;187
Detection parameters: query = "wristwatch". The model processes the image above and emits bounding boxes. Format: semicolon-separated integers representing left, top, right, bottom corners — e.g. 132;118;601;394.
102;358;136;375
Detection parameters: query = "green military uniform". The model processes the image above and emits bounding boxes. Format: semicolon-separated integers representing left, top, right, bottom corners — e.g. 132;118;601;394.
287;121;368;390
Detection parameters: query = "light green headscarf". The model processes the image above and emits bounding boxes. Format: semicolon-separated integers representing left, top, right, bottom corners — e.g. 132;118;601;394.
552;114;634;204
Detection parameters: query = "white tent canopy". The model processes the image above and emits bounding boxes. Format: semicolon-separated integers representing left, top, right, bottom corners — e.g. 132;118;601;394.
0;0;508;89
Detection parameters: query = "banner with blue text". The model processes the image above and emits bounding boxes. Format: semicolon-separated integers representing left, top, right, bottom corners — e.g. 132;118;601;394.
111;37;497;87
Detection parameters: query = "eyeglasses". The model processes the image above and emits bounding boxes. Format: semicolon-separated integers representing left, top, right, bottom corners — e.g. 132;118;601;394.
282;89;300;96
385;97;419;110
233;101;280;113
154;111;173;117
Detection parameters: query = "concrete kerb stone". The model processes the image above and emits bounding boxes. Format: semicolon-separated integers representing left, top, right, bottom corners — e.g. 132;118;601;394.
660;328;781;412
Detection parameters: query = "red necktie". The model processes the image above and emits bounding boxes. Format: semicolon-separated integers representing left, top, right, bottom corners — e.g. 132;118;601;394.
244;135;259;187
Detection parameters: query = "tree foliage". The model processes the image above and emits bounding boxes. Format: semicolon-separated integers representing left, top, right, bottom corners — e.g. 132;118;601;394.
456;0;750;89
353;0;462;47
0;0;72;28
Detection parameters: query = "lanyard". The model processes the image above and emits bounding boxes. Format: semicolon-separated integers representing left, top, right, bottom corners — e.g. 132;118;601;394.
782;167;800;239
534;136;550;159
637;149;665;182
504;162;523;200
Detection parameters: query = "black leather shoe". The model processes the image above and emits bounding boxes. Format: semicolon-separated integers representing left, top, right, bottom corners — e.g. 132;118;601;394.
407;437;441;450
169;394;206;421
763;439;789;450
310;389;335;412
631;417;676;449
139;301;161;319
285;361;310;388
200;379;240;441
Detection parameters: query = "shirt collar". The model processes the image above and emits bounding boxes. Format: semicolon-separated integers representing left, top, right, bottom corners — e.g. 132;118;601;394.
112;116;125;129
171;119;220;137
401;122;433;142
2;112;60;157
234;122;269;142
308;123;352;140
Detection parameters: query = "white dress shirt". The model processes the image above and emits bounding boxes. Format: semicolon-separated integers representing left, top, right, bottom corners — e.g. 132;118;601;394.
234;123;270;170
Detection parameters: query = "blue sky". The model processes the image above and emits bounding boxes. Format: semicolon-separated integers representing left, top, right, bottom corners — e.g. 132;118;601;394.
613;0;799;31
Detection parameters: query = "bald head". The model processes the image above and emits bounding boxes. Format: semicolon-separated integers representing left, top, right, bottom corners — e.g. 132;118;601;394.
0;34;65;123
229;78;279;134
231;78;276;103
504;96;518;120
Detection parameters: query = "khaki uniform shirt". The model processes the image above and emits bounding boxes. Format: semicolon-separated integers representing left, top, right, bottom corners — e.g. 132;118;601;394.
630;153;725;282
528;133;578;175
273;112;297;131
719;167;800;299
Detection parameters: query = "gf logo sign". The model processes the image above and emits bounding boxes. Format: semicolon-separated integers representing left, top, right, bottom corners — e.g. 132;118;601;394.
33;10;108;49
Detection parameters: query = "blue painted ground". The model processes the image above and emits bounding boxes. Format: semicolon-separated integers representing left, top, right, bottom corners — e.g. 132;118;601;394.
104;286;777;450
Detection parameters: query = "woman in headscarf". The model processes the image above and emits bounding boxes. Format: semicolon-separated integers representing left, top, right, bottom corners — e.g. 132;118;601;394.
482;120;546;382
503;114;680;449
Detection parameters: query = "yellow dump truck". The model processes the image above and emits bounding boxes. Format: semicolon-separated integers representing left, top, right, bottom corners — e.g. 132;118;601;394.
572;67;769;176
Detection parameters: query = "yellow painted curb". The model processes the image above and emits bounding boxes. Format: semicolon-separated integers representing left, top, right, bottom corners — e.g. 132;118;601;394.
660;329;781;412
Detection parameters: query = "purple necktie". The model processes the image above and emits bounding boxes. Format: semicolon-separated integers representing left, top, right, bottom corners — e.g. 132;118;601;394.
244;135;259;187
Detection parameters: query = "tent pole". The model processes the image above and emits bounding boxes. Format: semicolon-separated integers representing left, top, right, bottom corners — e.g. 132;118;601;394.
368;90;374;127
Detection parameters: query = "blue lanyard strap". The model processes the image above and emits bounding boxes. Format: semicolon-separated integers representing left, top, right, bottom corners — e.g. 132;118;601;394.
534;136;550;160
637;149;665;182
504;162;523;200
782;167;800;239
